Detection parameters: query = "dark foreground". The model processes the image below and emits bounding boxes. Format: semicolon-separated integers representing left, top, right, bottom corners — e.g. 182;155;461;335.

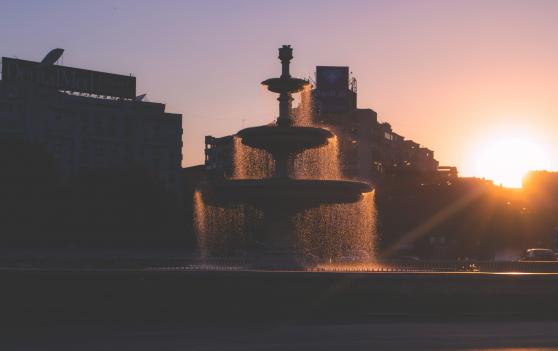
4;269;558;349
3;269;558;322
4;321;558;350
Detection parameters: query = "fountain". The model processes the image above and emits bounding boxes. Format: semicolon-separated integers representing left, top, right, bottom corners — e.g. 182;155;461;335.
195;45;373;266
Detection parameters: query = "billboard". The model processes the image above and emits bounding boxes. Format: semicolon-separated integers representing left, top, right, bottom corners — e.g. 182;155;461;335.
315;66;351;112
316;66;349;92
1;57;136;99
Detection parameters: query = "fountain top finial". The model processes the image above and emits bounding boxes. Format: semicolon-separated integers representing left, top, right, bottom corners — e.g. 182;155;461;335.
278;45;293;79
278;45;293;62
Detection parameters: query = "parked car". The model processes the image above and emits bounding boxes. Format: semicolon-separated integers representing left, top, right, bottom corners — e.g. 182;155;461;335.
519;248;557;261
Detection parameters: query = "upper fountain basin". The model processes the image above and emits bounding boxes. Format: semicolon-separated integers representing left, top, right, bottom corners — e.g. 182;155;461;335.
261;77;310;94
238;125;333;155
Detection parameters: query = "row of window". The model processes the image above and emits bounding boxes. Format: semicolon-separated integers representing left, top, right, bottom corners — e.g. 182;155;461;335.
49;142;180;168
0;103;24;114
49;139;179;159
47;110;178;139
57;157;179;186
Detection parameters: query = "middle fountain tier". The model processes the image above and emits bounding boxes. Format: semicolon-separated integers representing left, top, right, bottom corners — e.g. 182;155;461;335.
202;45;373;265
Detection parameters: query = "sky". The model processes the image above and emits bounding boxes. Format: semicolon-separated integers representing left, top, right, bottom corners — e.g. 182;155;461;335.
2;0;558;183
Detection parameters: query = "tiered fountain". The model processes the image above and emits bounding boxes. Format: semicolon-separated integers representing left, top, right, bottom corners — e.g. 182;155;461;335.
197;45;373;267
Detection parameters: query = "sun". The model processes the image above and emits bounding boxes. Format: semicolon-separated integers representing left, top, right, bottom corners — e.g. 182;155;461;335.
473;135;552;188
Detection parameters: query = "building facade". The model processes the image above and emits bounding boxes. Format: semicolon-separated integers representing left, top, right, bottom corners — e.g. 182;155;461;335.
311;66;439;182
204;135;234;178
0;56;182;191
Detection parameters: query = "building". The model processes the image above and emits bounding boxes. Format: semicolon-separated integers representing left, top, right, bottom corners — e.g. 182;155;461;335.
310;66;439;182
0;53;183;191
523;171;558;194
204;135;234;178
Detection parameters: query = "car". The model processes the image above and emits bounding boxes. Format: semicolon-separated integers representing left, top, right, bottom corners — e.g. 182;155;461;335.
519;248;557;261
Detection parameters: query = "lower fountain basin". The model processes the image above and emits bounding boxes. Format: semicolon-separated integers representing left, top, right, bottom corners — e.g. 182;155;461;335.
238;126;333;155
214;178;372;211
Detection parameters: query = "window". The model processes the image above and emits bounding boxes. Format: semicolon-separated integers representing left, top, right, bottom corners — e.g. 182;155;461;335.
96;145;104;158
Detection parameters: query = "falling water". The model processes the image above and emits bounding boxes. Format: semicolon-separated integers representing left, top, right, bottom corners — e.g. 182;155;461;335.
292;134;342;180
291;85;342;179
294;190;377;261
196;125;377;266
193;190;208;258
194;189;260;259
232;136;274;179
293;84;313;126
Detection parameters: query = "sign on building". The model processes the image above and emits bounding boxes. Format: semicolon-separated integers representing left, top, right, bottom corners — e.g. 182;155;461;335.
1;57;136;99
315;66;354;112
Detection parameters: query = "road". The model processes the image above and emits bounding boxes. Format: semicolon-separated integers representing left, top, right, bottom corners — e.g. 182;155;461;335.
4;321;558;350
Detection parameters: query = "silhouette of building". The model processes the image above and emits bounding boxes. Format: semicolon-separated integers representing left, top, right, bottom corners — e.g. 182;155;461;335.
0;54;182;191
523;171;558;195
204;135;234;178
306;66;439;182
437;166;459;182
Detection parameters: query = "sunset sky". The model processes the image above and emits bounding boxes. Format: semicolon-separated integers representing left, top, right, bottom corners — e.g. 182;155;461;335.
3;0;558;186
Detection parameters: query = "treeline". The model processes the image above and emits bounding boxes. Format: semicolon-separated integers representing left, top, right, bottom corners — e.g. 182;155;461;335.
0;138;195;248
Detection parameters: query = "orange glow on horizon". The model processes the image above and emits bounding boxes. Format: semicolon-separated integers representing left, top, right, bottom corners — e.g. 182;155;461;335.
470;131;554;188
